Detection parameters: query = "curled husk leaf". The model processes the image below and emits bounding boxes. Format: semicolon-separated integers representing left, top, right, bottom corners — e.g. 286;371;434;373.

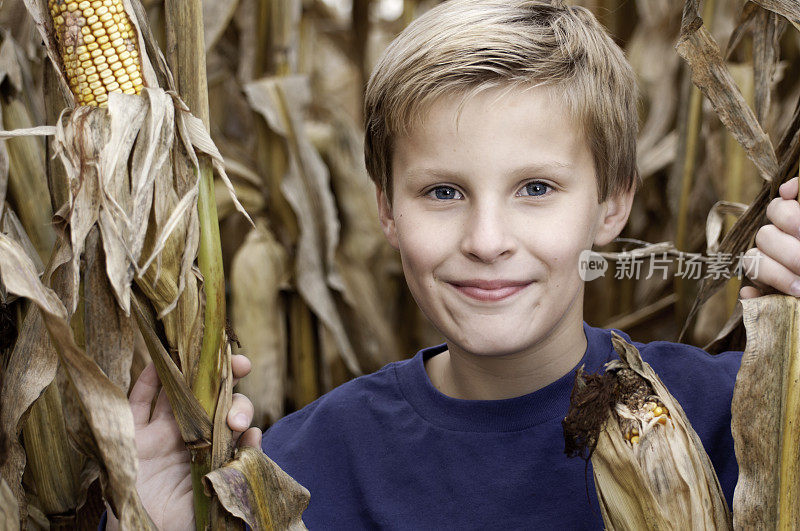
563;332;731;530
203;446;309;530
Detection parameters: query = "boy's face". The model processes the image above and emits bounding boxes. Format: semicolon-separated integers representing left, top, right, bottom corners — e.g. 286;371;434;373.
377;85;633;359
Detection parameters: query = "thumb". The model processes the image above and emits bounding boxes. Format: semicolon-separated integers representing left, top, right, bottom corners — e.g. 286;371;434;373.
237;427;262;449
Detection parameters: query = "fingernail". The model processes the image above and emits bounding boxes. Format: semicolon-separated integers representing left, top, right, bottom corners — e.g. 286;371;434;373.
791;280;800;296
234;413;248;429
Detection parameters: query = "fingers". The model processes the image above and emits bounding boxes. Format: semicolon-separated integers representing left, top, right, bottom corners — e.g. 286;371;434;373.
227;393;254;433
766;194;800;238
129;363;160;427
739;285;763;300
231;354;251;387
745;241;800;297
778;176;799;200
236;427;263;449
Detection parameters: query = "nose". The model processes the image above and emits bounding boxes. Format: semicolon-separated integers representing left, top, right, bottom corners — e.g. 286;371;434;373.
459;199;516;263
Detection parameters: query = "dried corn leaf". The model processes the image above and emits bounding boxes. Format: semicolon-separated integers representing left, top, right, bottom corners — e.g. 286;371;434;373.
678;18;800;344
731;295;800;528
244;75;360;375
203;446;309;530
725;3;785;124
84;228;134;390
131;294;213;449
215;179;264;221
750;0;800;33
231;221;290;427
0;306;57;523
0;229;72;523
0;233;155;529
705;201;748;254
629;0;682;160
1;207;43;275
565;332;731;530
203;0;239;53
0;36;24;94
0;477;19;530
676;0;778;182
310;114;401;369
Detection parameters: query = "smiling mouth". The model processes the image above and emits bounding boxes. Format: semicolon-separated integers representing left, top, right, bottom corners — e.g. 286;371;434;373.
448;280;532;302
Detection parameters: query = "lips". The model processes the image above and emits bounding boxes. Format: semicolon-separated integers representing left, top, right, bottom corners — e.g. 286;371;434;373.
448;279;532;302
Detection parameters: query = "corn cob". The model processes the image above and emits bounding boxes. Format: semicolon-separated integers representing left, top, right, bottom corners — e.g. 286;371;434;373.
563;333;731;530
48;0;144;107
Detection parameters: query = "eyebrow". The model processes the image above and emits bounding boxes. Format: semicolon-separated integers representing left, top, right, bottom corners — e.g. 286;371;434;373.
404;161;573;183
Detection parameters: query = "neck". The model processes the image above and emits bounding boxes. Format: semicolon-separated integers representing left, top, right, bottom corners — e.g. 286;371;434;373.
425;300;587;401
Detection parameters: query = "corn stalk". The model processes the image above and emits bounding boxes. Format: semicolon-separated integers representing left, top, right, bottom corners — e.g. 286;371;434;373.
0;0;310;528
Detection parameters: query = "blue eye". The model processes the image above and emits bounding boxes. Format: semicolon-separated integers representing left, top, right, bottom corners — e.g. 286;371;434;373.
428;186;463;200
519;181;551;197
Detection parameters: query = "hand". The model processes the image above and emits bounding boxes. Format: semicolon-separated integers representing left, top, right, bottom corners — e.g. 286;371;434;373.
106;355;261;530
740;177;800;299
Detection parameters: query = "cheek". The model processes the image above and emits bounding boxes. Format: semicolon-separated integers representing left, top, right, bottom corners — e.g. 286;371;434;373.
395;219;446;288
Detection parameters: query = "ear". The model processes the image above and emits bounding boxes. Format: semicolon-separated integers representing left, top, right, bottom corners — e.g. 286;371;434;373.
376;185;399;249
593;184;635;247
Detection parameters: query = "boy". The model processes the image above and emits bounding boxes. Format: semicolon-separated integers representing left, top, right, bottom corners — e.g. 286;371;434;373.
106;1;800;529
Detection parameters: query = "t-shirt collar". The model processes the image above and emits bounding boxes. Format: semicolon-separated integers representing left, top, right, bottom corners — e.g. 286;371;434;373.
394;322;625;432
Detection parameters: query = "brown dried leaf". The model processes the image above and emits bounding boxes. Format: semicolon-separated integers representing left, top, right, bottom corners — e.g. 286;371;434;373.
731;295;800;528
231;222;290;427
750;0;800;32
131;294;213;448
203;447;310;530
726;3;785;125
705;201;748;254
244;75;360;375
310;114;402;369
676;0;778;182
0;305;57;524
203;0;239;52
0;476;19;530
0;233;155;529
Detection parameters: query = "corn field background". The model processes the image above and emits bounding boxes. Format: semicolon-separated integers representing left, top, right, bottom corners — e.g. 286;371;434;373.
0;0;799;528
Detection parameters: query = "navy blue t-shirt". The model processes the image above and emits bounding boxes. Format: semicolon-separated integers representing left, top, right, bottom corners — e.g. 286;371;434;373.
260;322;741;529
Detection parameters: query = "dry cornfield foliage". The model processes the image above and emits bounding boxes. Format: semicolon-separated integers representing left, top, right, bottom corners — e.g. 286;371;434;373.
0;0;799;528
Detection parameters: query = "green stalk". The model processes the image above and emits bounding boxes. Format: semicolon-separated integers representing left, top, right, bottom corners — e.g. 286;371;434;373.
164;1;225;528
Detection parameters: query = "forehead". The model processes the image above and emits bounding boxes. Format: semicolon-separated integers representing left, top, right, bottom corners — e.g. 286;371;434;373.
392;84;592;185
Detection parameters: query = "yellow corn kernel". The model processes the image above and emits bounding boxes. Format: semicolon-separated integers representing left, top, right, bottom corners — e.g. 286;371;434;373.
51;0;144;106
630;436;640;444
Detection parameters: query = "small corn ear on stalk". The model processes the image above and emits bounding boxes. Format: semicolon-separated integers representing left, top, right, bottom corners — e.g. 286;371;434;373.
563;332;732;530
47;0;144;107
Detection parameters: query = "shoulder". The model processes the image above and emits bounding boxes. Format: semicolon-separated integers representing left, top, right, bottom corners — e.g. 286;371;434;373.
261;357;409;453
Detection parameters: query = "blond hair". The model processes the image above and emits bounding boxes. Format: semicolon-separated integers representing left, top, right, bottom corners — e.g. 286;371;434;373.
364;0;640;204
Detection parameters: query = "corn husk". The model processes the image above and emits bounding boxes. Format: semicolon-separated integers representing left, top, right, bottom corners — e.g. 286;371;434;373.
231;221;290;428
731;295;800;529
564;332;731;530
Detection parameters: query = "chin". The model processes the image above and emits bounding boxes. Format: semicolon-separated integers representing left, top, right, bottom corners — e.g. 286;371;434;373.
449;331;537;358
